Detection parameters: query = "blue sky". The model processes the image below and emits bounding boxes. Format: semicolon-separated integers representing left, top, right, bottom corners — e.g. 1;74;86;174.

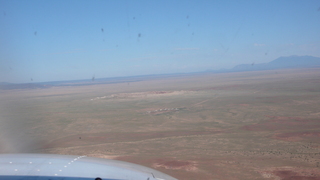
1;0;320;83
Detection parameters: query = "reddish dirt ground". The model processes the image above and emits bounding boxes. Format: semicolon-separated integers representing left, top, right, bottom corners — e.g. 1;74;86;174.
42;130;223;149
274;131;320;142
260;168;320;180
115;156;194;176
242;116;320;131
275;170;320;180
115;156;224;180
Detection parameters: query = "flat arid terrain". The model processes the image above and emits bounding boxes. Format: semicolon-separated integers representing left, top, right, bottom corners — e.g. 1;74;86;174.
1;68;320;180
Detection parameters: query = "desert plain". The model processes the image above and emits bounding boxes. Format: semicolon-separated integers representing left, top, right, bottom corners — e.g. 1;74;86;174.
1;68;320;180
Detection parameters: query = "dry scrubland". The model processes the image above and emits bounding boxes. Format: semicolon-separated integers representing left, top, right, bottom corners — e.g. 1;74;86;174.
1;68;320;180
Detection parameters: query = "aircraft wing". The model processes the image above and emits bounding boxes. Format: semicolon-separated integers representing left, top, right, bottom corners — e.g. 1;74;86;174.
0;154;178;180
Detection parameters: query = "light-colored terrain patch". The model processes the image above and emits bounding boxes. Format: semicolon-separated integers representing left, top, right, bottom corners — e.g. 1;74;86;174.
153;160;198;172
90;90;192;100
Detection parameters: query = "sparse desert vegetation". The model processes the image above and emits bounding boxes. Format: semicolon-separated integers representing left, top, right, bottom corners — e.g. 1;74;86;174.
1;68;320;179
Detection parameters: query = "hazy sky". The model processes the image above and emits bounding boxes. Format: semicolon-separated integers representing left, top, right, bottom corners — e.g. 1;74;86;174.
1;0;320;83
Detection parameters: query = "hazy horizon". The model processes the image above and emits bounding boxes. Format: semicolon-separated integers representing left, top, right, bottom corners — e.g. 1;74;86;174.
2;54;320;85
1;0;320;83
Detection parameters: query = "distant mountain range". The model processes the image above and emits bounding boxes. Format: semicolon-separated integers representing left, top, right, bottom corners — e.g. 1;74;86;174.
1;55;320;90
231;55;320;72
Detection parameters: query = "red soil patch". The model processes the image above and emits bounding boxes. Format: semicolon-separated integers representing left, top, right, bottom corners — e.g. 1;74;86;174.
114;156;219;180
116;156;268;180
275;170;320;180
115;156;196;170
260;167;320;180
43;130;223;149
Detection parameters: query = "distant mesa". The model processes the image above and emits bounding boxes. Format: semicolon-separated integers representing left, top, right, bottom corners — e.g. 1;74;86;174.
232;55;320;72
